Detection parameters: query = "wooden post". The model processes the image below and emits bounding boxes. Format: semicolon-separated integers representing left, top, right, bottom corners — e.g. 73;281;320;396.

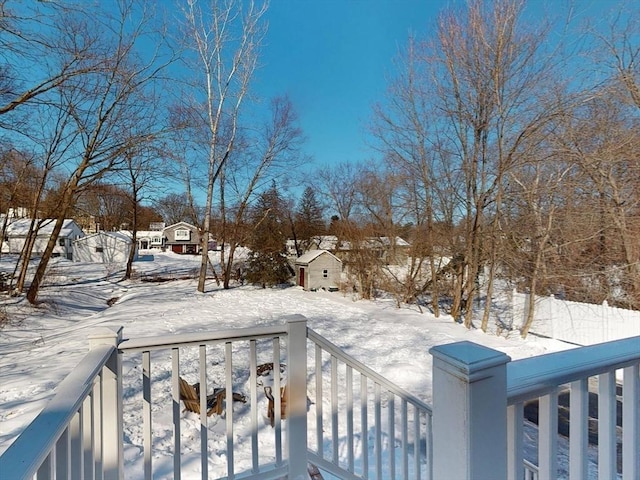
286;315;309;480
430;341;510;480
89;327;124;480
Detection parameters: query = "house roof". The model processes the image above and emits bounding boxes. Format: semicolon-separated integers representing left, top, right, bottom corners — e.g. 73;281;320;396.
163;221;198;231
295;249;341;265
306;235;410;250
5;218;83;238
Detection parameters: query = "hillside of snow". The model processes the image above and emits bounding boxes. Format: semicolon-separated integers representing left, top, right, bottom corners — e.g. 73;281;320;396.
0;252;582;477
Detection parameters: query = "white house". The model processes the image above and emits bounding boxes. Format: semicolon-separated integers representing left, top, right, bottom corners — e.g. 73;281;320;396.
135;230;165;250
294;249;342;291
2;218;85;260
288;235;411;265
73;231;137;263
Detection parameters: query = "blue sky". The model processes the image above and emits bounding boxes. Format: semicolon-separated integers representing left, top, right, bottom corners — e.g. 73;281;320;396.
252;1;447;172
248;0;620;176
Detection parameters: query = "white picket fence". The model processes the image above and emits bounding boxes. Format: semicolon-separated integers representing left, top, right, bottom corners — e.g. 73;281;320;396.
511;290;640;345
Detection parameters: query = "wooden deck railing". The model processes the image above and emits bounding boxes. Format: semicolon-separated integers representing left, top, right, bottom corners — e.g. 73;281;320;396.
1;315;637;480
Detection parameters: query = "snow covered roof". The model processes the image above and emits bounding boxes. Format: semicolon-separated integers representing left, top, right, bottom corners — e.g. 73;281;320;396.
5;218;83;238
295;249;341;265
376;236;411;247
308;235;410;250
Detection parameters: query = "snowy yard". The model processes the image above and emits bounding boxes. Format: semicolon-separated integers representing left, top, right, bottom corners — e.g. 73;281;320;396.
1;252;583;477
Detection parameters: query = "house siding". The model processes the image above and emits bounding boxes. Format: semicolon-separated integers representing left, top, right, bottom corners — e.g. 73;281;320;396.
163;222;201;254
295;250;342;291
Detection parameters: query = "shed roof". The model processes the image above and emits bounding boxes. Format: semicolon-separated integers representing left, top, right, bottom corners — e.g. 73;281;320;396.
295;249;341;265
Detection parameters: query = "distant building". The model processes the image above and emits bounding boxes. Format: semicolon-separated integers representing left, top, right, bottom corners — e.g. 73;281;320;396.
1;218;85;260
288;235;411;265
149;222;165;231
163;221;201;254
135;230;165;250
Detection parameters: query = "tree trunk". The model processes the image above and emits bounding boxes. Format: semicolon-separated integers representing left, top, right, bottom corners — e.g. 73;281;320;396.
429;255;440;318
14;225;38;294
26;215;67;304
450;260;464;321
520;240;547;338
124;206;138;281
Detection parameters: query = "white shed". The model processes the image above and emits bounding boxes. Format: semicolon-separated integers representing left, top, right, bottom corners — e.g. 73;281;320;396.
294;249;342;291
73;231;137;263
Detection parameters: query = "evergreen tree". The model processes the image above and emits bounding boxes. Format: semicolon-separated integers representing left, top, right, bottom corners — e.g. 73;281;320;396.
293;186;326;255
246;182;293;287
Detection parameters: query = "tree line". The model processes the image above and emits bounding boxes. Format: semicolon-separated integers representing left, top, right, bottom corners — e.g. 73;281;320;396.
1;0;638;335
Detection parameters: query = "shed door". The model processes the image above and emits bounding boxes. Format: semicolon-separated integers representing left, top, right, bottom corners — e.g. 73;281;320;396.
299;267;305;288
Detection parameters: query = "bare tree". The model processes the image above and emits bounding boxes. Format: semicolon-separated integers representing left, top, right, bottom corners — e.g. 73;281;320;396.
370;37;449;315
179;0;268;293
0;1;110;118
592;2;640;111
319;163;382;300
553;91;640;310
119;144;168;280
155;192;198;226
218;96;304;289
424;0;559;327
504;150;572;337
20;1;172;304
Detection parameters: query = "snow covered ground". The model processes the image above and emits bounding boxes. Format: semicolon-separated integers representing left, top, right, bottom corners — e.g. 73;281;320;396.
0;252;601;478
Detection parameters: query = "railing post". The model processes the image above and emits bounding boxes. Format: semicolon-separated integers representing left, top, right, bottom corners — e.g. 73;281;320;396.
89;326;124;480
430;341;510;480
286;315;309;480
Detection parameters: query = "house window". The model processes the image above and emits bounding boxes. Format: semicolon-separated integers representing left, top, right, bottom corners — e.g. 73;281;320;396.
151;236;162;244
175;229;190;240
59;238;65;247
95;247;104;253
323;269;328;278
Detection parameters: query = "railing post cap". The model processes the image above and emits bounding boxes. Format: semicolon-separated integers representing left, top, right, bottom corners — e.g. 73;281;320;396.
88;326;124;347
284;314;307;325
430;341;511;380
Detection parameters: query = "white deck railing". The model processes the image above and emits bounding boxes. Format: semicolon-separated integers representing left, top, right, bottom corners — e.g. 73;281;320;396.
117;317;305;480
0;329;123;480
1;316;637;480
306;328;432;479
114;315;432;479
506;336;640;480
430;335;640;480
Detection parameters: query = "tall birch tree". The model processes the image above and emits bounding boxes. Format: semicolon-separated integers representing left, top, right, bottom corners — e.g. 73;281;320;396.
180;0;268;293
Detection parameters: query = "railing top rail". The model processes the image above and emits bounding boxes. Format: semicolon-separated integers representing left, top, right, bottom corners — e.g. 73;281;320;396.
0;344;115;479
307;328;433;413
119;324;289;352
507;335;640;404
